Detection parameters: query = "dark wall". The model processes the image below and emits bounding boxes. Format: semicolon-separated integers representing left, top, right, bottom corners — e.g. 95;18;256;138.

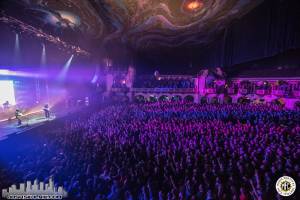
229;49;300;77
135;0;300;74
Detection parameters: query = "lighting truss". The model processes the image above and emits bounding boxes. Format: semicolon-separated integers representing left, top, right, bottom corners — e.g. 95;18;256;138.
0;14;90;57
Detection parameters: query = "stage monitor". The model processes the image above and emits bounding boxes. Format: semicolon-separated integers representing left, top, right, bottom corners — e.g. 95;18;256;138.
0;80;16;106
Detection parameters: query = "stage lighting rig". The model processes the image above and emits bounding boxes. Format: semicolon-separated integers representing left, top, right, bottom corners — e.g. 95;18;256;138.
0;14;90;57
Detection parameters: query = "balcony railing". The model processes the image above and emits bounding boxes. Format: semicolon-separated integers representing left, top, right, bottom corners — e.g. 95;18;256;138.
272;90;285;96
256;89;271;95
206;88;216;94
132;88;195;93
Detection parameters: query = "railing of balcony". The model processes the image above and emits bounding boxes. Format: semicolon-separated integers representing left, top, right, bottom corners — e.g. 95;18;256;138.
255;89;270;95
132;88;195;93
205;88;217;94
272;90;285;96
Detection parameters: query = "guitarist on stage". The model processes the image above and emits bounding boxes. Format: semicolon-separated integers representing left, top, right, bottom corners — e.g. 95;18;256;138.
15;109;22;125
43;104;50;119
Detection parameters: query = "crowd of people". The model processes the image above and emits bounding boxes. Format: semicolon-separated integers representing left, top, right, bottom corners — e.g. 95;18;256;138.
134;77;194;89
0;102;299;200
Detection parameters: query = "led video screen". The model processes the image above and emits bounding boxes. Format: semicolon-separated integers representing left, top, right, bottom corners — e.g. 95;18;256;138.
0;80;16;106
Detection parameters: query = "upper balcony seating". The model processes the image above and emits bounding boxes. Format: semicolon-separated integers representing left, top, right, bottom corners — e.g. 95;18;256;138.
133;76;195;89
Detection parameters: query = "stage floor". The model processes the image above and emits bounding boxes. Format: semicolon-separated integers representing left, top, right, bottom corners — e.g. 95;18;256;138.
0;112;55;141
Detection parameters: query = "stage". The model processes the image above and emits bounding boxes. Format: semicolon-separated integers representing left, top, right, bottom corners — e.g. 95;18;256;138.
0;112;56;141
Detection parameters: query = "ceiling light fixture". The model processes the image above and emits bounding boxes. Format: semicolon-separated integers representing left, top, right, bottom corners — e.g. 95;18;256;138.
187;0;203;11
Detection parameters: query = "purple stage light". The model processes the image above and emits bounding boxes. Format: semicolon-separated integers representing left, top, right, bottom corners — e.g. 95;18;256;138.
14;33;20;64
58;54;74;81
41;43;46;67
91;65;100;84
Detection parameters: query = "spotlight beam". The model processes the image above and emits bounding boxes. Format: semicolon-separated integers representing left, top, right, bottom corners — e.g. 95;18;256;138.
91;65;99;83
58;54;74;81
41;43;46;67
14;33;20;64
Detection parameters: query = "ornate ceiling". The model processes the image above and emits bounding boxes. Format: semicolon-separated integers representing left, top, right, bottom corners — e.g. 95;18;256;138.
3;0;264;51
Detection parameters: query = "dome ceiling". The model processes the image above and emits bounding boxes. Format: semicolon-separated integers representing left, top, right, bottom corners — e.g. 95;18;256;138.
2;0;264;51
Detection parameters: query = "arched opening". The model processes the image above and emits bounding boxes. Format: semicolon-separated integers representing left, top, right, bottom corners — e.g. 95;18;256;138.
149;96;158;102
201;96;207;104
272;98;285;107
184;95;194;102
224;96;232;104
159;95;169;102
171;95;182;102
238;96;250;104
253;98;265;104
211;96;218;104
134;95;145;103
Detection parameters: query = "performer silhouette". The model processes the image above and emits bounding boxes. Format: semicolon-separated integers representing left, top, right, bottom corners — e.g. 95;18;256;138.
15;109;22;125
43;104;50;119
3;101;9;110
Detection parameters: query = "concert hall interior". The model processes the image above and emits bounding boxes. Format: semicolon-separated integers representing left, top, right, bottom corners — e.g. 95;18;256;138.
0;0;299;200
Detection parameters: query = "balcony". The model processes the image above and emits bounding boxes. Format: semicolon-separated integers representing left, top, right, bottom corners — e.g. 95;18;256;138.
206;88;217;94
272;90;285;96
132;88;195;93
111;88;129;92
256;89;270;95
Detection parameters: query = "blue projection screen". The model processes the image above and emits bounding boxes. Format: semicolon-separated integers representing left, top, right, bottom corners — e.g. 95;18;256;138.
0;80;16;106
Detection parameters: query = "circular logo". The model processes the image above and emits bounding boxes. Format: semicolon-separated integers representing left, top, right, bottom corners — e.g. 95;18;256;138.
276;176;296;196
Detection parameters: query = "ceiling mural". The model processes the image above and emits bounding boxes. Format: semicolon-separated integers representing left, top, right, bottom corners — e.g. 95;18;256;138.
2;0;263;50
